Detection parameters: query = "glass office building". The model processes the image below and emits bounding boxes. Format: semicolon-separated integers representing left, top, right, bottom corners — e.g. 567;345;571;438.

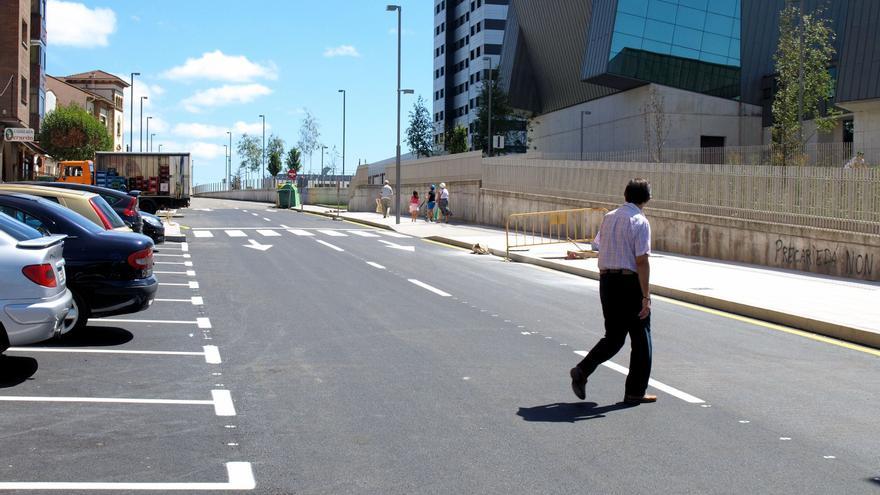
606;0;741;98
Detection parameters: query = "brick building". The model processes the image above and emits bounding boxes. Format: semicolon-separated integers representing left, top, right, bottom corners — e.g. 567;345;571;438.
46;71;129;152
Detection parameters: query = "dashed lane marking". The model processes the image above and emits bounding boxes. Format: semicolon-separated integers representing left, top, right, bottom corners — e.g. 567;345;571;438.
574;350;705;404
315;239;344;252
349;231;380;237
408;279;452;297
262;217;271;222
317;229;347;237
366;262;386;269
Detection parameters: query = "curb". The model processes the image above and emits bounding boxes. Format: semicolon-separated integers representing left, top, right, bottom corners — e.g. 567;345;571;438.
301;210;395;231
426;235;880;350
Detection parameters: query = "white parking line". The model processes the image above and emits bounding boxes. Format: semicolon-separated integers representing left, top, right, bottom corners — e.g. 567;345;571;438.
349;231;380;237
154;271;190;275
366;262;386;269
225;230;247;237
96;318;202;326
197;317;212;329
287;229;314;236
154;253;191;258
6;345;221;364
317;230;347;237
193;231;214;238
181;242;189;252
315;239;344;252
0;462;255;491
573;350;705;404
257;230;281;237
153;296;203;305
408;279;451;297
0;389;235;416
203;345;222;364
158;283;190;287
189;281;200;289
211;389;236;416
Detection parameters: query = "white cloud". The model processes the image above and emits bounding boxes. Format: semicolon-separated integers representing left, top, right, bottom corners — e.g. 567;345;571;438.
172;120;270;139
189;142;226;160
163;51;278;82
131;15;141;22
323;45;360;58
121;81;163;112
233;121;269;135
47;1;116;48
182;84;272;113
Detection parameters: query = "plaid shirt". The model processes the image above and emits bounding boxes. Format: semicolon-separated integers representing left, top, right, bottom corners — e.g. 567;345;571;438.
593;203;651;271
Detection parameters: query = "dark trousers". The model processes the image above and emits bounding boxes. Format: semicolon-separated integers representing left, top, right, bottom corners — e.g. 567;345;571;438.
576;273;652;396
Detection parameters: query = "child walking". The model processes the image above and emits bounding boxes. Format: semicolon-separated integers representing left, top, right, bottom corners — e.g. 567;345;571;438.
409;191;420;222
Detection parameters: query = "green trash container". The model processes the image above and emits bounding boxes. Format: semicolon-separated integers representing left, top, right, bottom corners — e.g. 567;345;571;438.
277;182;299;208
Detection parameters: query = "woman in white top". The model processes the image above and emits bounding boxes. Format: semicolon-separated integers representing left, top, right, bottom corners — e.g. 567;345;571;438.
438;182;451;223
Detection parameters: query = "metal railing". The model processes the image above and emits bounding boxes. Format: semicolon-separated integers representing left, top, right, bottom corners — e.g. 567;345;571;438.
193;174;352;195
506;207;607;259
485;158;880;235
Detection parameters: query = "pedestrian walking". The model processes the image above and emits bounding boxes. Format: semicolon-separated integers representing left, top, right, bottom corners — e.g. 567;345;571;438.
844;151;867;169
409;191;420;222
438;182;451;223
381;180;394;218
425;184;436;222
570;178;656;405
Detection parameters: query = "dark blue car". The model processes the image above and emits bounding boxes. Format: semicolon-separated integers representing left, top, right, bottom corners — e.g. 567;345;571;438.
0;192;158;330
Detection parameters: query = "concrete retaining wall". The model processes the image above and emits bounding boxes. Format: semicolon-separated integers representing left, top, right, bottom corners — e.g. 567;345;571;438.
196;186;348;206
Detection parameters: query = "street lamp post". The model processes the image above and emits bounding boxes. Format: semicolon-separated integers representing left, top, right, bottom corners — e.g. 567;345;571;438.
158;144;163;152
139;96;148;152
337;89;346;219
387;4;403;224
129;72;139;152
483;57;493;157
145;116;152;152
579;110;592;161
150;133;156;152
258;114;266;184
226;131;232;190
320;145;328;186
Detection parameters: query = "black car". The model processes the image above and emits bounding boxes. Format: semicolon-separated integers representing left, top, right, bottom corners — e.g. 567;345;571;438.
0;192;158;330
140;211;165;244
21;182;143;233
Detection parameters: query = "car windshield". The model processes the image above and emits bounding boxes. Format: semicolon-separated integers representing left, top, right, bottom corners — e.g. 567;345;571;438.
91;195;127;228
0;211;42;241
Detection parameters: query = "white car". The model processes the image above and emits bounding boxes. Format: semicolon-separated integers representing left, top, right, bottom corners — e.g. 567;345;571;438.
0;211;75;352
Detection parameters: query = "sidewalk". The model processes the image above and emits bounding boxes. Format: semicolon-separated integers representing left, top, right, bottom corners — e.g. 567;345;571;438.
301;205;880;350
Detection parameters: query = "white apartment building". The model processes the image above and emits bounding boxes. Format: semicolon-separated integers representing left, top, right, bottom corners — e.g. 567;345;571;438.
433;0;508;150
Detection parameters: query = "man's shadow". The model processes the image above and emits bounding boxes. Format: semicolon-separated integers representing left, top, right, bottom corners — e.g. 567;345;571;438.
517;402;636;423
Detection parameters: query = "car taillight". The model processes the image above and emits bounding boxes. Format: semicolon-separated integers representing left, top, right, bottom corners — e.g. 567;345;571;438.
22;263;57;288
123;196;138;217
127;247;153;272
90;197;113;229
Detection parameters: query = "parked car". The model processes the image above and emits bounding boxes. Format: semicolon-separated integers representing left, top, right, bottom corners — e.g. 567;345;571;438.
140;211;165;244
0;184;130;233
20;182;143;233
0;193;158;330
0;211;75;352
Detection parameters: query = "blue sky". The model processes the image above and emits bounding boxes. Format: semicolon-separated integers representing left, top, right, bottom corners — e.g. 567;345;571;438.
46;0;433;185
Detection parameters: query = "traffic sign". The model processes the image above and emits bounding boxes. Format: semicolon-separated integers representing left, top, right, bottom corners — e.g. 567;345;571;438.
287;169;297;180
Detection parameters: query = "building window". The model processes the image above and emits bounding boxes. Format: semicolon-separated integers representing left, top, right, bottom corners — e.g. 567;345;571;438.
476;46;481;57
476;21;482;33
117;122;121;137
471;1;475;12
20;76;27;104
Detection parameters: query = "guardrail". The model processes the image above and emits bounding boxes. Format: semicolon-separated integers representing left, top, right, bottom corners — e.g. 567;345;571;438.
505;207;607;259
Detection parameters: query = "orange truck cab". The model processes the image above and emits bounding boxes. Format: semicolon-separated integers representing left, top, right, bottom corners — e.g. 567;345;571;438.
57;161;94;185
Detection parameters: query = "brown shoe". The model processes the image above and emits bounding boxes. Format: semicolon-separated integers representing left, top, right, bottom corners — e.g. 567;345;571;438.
623;394;657;404
570;367;587;400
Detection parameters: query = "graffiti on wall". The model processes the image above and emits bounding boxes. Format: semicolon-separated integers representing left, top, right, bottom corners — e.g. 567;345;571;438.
774;238;874;277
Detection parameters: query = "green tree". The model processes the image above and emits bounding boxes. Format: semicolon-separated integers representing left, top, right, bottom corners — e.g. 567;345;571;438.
405;95;433;158
266;134;285;177
236;134;262;179
446;126;468;154
297;109;320;174
285;147;302;173
771;2;839;165
471;74;515;155
39;104;112;160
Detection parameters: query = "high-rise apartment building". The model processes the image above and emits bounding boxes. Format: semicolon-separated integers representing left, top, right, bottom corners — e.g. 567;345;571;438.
433;0;509;150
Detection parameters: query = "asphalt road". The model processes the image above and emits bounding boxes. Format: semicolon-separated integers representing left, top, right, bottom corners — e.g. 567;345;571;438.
1;197;878;494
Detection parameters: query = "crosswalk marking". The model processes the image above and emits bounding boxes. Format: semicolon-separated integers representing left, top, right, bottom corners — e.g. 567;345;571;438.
317;230;348;237
287;229;314;236
379;231;410;238
257;230;281;237
225;230;247;237
193;231;213;238
349;230;380;238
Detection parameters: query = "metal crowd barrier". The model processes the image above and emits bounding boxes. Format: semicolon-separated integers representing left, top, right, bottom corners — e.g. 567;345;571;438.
505;207;607;260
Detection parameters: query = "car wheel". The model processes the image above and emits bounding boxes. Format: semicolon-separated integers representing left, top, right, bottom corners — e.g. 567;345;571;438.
69;291;90;332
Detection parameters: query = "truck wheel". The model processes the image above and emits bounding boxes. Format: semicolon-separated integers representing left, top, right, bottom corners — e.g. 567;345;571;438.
139;200;157;214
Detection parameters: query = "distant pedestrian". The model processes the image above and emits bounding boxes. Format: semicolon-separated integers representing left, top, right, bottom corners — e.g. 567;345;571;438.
409;191;420;222
438;182;451;223
381;180;394;218
426;184;436;222
570;178;656;405
844;151;867;169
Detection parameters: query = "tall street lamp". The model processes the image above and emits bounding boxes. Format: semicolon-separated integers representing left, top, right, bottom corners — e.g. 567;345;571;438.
150;133;156;152
579;110;592;161
483;57;493;156
258;114;266;181
129;72;139;152
338;89;346;219
139;96;148;152
226;130;232;189
387;4;402;224
158;144;163;152
145;116;152;152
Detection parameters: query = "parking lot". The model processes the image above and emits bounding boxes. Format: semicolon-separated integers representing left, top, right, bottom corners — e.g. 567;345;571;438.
0;239;255;491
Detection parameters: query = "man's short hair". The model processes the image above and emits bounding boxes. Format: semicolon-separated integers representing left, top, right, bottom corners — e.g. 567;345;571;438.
624;178;651;205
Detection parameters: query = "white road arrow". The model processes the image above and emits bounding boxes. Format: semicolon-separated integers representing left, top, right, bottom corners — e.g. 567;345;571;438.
378;239;415;252
244;239;273;251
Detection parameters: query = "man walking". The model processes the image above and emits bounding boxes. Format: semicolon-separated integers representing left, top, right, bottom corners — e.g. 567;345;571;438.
381;180;394;218
570;178;656;405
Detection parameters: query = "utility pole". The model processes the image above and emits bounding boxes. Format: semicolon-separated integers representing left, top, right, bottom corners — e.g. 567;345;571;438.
484;57;493;157
129;72;139;153
338;89;346;220
387;4;402;224
580;110;592;161
259;114;266;183
226;131;232;190
797;0;805;150
145;116;152;152
139;96;148;152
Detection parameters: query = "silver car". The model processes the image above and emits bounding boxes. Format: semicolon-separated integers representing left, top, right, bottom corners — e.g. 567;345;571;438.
0;211;75;352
